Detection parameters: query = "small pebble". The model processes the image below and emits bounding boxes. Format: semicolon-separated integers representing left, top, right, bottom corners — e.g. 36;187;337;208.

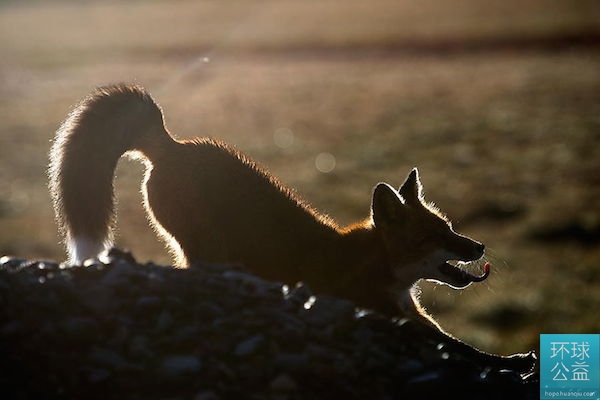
194;391;219;400
162;355;203;377
270;373;298;392
89;347;129;370
234;334;265;357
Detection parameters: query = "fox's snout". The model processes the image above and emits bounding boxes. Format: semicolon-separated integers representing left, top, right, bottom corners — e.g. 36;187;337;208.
474;241;485;258
449;234;485;262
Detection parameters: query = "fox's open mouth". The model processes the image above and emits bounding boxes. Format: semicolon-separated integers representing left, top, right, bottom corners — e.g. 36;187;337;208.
437;261;491;289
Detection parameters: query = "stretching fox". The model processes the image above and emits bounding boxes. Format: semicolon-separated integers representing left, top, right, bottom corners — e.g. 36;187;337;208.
49;84;534;371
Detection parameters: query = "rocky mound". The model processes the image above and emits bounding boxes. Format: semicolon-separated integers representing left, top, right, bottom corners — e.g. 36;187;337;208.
0;248;537;399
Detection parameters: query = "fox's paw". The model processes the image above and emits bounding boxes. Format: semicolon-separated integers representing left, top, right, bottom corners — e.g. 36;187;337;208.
499;350;537;374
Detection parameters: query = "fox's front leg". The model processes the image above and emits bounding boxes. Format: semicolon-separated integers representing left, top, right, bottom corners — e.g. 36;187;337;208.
398;288;536;373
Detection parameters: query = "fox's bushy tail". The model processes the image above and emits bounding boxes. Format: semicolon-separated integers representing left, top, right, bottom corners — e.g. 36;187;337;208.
49;84;166;264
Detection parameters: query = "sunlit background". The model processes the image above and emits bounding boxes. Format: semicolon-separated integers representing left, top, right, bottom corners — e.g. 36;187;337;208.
1;0;598;356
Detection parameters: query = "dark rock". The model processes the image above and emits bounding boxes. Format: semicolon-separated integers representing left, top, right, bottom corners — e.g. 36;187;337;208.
89;347;129;371
0;321;22;337
484;368;524;385
269;373;298;392
300;295;356;328
234;333;265;357
194;391;219;400
156;310;174;331
0;256;26;270
86;367;111;384
136;295;163;311
128;335;153;359
0;248;538;399
284;282;313;307
273;352;311;373
105;247;138;264
62;317;99;340
100;260;136;286
161;355;203;377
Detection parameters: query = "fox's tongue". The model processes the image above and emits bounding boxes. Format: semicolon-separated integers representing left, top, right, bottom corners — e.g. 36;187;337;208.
438;262;491;287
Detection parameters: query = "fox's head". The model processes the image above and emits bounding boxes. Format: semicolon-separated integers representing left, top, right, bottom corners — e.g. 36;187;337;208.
371;168;488;291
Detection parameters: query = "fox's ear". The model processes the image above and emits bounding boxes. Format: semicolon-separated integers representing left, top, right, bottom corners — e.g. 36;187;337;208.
372;183;405;229
398;168;423;206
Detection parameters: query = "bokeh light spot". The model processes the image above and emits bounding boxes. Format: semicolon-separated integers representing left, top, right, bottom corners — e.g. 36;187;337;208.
315;152;336;173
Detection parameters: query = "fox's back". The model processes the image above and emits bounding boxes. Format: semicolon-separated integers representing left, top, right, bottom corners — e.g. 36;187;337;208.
144;138;339;276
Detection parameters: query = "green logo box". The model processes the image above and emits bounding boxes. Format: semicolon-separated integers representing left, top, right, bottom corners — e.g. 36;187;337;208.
540;334;599;400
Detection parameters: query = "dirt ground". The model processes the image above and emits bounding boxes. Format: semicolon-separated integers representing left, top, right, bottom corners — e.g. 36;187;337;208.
1;0;599;356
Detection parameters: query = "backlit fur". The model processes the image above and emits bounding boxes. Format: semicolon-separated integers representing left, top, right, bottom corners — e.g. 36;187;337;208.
48;84;535;372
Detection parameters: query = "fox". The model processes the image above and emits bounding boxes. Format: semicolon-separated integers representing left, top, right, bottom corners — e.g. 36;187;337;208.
49;84;535;372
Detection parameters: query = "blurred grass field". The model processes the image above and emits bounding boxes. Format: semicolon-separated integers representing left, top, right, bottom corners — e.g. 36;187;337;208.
1;0;599;356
